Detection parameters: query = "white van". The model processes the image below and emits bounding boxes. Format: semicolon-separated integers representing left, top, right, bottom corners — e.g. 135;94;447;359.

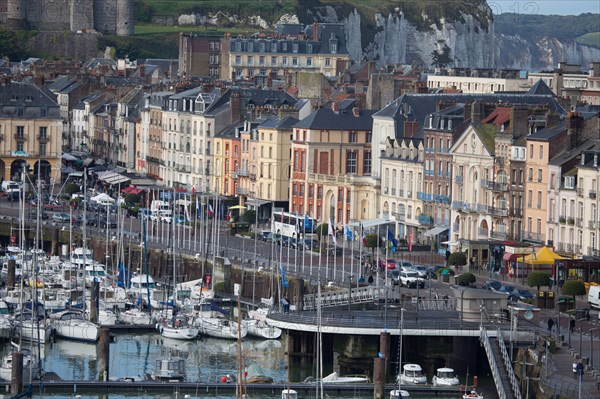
1;180;19;194
588;286;600;309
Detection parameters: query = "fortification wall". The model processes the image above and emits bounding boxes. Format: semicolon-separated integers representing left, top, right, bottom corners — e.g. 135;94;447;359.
26;31;101;60
70;0;95;32
94;0;117;35
115;0;134;36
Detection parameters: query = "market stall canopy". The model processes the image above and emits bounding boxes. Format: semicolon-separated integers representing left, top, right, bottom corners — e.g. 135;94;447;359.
523;246;566;264
62;153;78;161
90;193;115;204
97;171;130;186
122;185;142;195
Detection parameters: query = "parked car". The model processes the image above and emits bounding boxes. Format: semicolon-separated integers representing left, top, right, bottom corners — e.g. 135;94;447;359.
497;285;516;295
386;270;400;285
508;289;534;302
100;217;117;228
398;261;415;271
30;210;49;220
71;214;83;225
257;231;272;241
413;265;429;279
482;280;503;291
400;271;425;288
383;258;397;270
52;213;70;223
427;265;446;279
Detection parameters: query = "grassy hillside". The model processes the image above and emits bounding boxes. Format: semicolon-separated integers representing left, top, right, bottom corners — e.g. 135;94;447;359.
577;32;600;49
495;13;600;41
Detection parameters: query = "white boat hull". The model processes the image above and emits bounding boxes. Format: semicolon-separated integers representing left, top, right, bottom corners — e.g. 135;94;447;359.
157;324;198;340
194;317;246;340
53;320;99;342
244;319;282;339
15;322;53;344
118;309;152;325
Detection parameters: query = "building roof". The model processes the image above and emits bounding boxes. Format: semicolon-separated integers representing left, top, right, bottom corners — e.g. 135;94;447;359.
527;120;566;141
0;81;59;108
527;79;555;96
473;123;497;154
259;115;299;129
294;106;376;130
374;93;565;139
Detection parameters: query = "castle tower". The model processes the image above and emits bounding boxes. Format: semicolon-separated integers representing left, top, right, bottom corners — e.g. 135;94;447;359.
70;0;94;32
6;0;27;29
115;0;134;36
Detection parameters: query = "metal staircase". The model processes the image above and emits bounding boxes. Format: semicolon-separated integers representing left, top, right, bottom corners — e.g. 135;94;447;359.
480;327;521;399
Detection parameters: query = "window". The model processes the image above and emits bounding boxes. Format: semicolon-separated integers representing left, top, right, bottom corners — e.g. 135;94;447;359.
309;184;314;197
347;190;351;203
317;186;323;199
325;58;331;67
539;145;543;159
346;151;357;173
271;56;277;66
292;43;298;53
349;131;356;143
282;57;287;66
259;56;265;66
528;168;533;182
364;151;371;175
330;43;337;53
235;55;241;65
271;43;277;52
294;150;299;171
17;142;23;152
247;56;253;65
307;57;312;67
39;126;47;139
527;190;532;208
537;168;542;182
366;132;372;143
307;44;312;53
537;191;542;208
292;57;298;66
16;126;24;138
301;152;305;172
529;144;533;158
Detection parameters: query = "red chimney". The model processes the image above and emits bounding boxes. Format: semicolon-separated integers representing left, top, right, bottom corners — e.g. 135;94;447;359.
313;22;319;42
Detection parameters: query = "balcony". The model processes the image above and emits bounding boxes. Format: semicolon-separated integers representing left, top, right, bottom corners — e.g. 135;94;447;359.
406;191;413;199
590;190;597;199
249;173;256;181
488;206;508;217
481;179;508;192
566;243;573;253
417;215;433;226
556;242;565;252
567;217;575;226
391;212;405;221
521;230;545;243
478;227;489;237
13;133;26;141
574;244;582;255
236;169;249;177
236;186;248;195
510;207;523;217
391;188;396;196
456;176;463;185
434;194;450;204
490;229;508;240
452;201;472;212
384;187;389;195
575;218;583;228
559;216;567;225
547;216;555;224
417;192;433;202
587;246;600;257
398;189;404;197
589;220;598;229
476;203;488;214
175;164;191;173
37;134;49;143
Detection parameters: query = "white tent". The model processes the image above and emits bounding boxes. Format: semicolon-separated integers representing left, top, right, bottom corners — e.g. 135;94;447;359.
90;193;115;205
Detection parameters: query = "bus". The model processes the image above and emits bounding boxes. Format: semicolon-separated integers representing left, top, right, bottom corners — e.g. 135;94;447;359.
272;212;317;239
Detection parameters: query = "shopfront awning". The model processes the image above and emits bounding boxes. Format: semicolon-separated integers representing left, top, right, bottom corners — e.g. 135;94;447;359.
503;253;524;262
97;171;130;186
424;226;448;237
347;218;391;229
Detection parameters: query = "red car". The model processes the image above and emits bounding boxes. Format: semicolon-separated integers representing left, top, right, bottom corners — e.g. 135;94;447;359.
383;258;397;270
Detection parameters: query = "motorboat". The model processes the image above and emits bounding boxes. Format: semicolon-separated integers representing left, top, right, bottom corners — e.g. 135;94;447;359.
432;367;459;386
84;264;108;287
390;389;410;398
118;308;153;326
50;309;99;342
281;389;298;399
463;389;484;399
156;314;199;340
0;347;42;382
244;319;282;339
398;363;427;385
128;274;168;309
37;289;70;313
304;372;370;384
146;357;186;381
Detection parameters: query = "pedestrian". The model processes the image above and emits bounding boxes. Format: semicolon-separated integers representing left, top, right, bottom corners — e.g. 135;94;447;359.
573;361;578;380
368;275;374;285
576;360;584;380
547;318;555;332
570;318;576;333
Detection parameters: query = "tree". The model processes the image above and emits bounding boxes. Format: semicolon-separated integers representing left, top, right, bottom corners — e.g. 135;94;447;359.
527;271;551;291
447;252;467;267
457;272;476;286
431;43;452;68
124;193;140;205
365;234;383;254
64;183;80;196
241;209;256;224
134;0;155;23
561;280;586;305
315;223;329;239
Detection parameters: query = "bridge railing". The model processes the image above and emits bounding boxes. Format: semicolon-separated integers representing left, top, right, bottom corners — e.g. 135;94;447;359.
480;327;508;399
497;327;522;399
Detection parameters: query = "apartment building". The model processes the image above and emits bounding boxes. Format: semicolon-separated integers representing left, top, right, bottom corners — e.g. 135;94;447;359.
380;137;425;241
427;74;528;93
178;33;222;78
0;82;62;182
221;23;350;81
574;149;600;257
213;125;241;196
290;102;376;225
139;91;173;179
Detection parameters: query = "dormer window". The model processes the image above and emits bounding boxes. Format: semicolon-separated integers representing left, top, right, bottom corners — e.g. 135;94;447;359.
282;43;287;51
564;176;575;189
307;43;312;53
236;42;241;51
271;43;277;52
259;42;265;52
292;43;298;53
248;42;253;52
329;33;338;54
25;94;32;102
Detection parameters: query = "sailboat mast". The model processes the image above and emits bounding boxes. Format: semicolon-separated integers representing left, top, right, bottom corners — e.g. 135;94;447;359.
82;168;88;314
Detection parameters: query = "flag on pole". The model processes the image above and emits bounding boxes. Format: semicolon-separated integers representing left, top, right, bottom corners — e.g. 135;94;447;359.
304;214;312;230
387;228;398;252
344;225;353;241
408;231;413;252
207;203;214;217
328;217;337;245
184;200;191;222
361;224;367;246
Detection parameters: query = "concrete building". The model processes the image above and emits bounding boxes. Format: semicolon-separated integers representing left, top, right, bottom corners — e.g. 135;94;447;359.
427;74;529;93
0;81;62;182
139;91;172;179
178;34;222;79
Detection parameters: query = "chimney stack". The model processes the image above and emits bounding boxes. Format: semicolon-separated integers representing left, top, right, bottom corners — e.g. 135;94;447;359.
404;120;420;138
471;100;482;124
313;22;319;42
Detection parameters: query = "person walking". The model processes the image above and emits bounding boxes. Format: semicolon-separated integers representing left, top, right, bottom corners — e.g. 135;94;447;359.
576;360;584;381
573;361;578;380
570;318;576;333
547;318;555;332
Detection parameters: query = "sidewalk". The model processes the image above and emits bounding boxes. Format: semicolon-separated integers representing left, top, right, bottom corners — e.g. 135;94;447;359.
468;268;600;396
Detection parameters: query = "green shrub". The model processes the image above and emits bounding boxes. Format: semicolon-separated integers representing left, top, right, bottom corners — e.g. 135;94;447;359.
457;272;476;286
528;271;551;291
448;252;467;266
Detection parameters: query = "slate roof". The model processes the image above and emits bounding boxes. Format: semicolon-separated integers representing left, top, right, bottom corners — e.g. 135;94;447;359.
0;81;59;108
527;79;555;96
84;58;116;69
259;115;299;129
527;120;566;141
294;106;376;130
549;140;598;166
374;93;565;139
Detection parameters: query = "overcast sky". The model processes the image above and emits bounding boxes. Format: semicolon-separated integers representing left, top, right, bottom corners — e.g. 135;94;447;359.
491;1;600;15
